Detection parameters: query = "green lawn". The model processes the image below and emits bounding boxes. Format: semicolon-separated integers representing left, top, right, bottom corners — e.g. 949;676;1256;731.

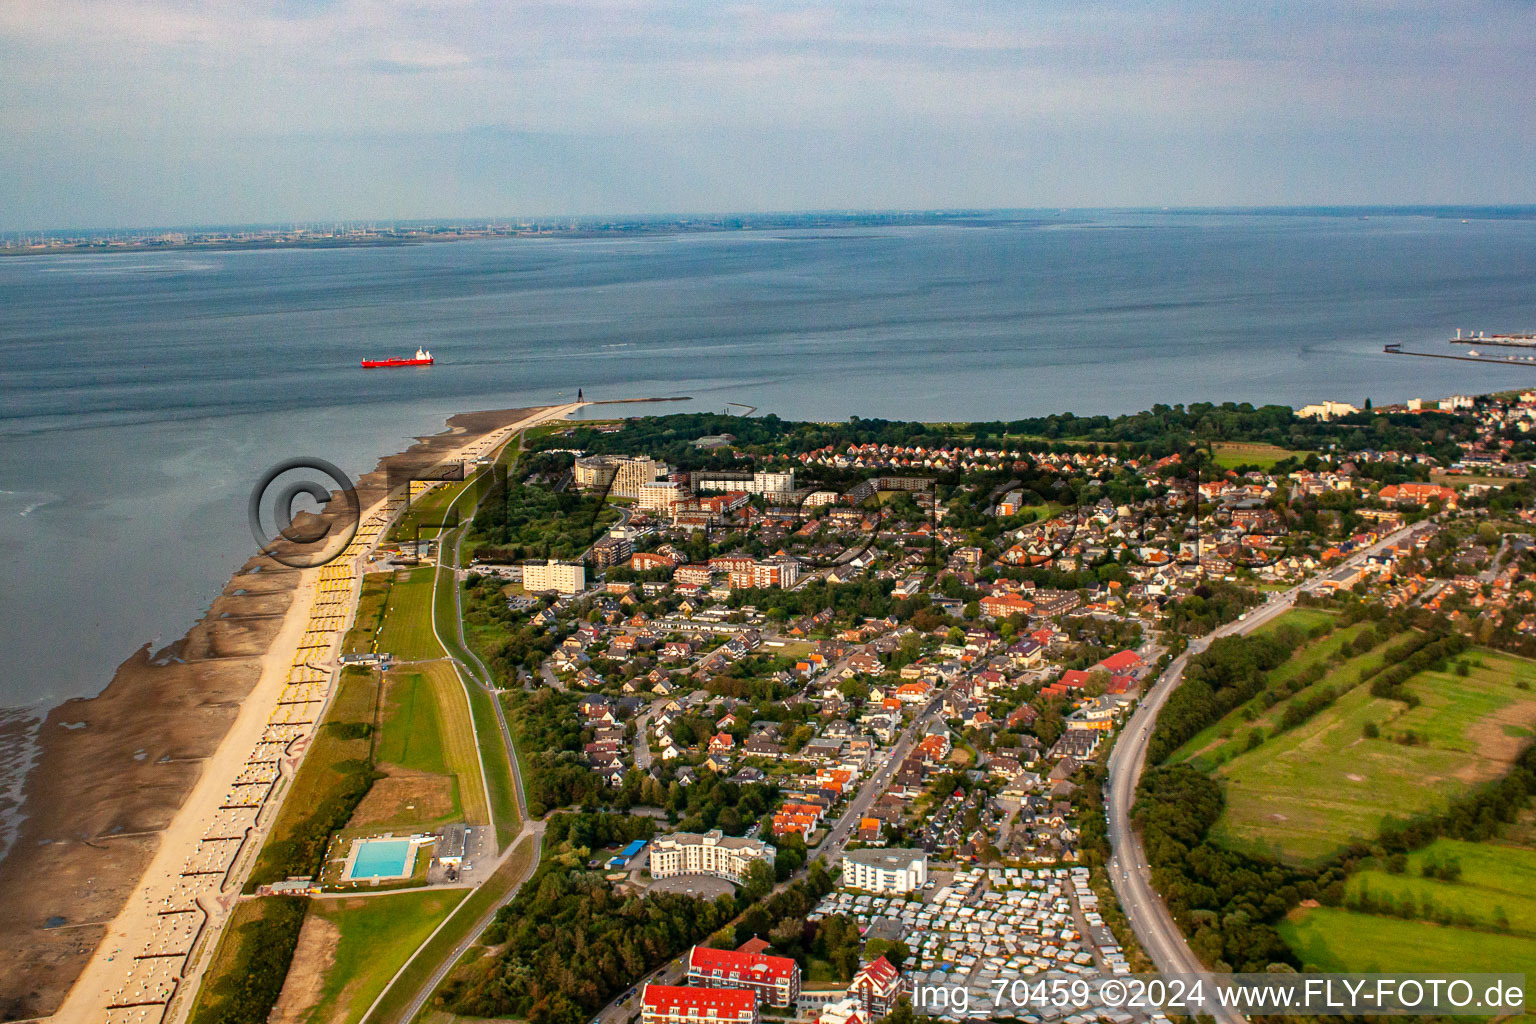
378;671;451;776
378;568;448;662
1281;906;1536;978
300;890;463;1024
1211;442;1302;470
365;834;539;1024
1210;648;1536;864
1346;839;1536;935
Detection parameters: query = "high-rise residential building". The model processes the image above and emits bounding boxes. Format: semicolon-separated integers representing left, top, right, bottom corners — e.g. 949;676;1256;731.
522;559;586;594
574;454;662;497
588;535;633;568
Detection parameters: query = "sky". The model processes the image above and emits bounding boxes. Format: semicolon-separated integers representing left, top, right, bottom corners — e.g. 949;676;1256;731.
2;0;1534;230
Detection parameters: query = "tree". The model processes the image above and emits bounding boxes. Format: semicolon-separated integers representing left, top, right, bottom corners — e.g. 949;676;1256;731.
741;859;775;903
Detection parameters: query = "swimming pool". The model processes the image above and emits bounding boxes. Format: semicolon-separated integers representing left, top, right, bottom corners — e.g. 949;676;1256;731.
347;838;415;880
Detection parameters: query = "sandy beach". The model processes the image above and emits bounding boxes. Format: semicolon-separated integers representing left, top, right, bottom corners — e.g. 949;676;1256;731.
0;402;579;1022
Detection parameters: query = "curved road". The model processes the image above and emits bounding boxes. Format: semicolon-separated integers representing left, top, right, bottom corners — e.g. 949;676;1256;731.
367;406;580;1024
1105;522;1427;1024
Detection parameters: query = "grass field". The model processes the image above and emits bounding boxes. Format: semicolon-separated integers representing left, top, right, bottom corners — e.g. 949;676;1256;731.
1251;606;1335;636
1171;610;1363;768
247;669;380;891
365;833;539;1024
1280;905;1536;977
289;890;462;1024
433;534;519;848
1344;839;1536;935
1212;442;1302;470
1209;648;1536;863
378;671;452;776
388;664;491;826
344;574;393;655
378;568;448;662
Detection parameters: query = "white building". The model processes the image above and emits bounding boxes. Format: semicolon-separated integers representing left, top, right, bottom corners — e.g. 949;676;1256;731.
1296;400;1360;421
841;848;927;894
522;559;586;594
649;829;775;885
752;470;795;496
574;455;661;498
637;481;686;512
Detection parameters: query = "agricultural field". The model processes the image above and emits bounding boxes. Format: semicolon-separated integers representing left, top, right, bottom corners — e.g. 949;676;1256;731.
1209;648;1536;863
1280;905;1536;976
271;889;462;1024
1211;441;1302;470
1344;838;1536;935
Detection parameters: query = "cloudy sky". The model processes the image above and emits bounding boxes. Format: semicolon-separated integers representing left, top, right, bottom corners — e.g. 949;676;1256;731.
3;0;1534;229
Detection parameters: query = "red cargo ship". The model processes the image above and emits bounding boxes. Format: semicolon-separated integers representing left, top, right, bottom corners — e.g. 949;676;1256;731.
361;347;433;368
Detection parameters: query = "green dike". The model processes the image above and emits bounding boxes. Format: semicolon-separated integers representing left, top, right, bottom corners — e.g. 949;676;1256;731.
432;562;518;846
363;834;539;1024
301;889;463;1024
431;476;520;849
377;567;446;662
246;668;381;891
188;896;308;1024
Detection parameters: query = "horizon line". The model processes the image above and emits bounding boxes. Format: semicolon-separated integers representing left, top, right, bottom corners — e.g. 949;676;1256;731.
7;203;1536;239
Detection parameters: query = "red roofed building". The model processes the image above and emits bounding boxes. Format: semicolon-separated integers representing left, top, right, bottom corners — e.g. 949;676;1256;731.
847;956;906;1018
643;985;759;1024
1094;649;1143;674
686;944;802;1007
1057;669;1091;689
980;592;1034;618
1379;483;1458;506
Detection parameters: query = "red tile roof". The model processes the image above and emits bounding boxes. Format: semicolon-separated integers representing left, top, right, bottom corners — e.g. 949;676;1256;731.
688;944;799;983
645;984;757;1016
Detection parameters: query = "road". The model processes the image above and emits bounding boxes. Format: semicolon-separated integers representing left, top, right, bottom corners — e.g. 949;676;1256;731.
819;694;943;860
1104;522;1427;1024
366;407;582;1024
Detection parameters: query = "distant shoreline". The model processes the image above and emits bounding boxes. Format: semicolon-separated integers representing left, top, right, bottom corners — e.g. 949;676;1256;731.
7;205;1536;258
